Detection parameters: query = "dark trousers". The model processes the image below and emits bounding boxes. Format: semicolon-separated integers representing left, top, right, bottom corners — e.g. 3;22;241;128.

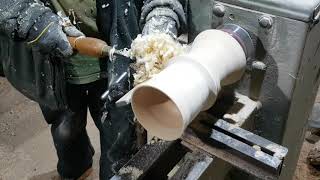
40;79;136;179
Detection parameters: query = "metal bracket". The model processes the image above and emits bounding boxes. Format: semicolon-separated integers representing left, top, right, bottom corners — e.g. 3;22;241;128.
182;119;288;180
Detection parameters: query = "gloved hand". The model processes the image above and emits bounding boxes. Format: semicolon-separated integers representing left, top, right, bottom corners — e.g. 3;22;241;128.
140;0;187;38
27;12;84;58
142;15;178;37
0;0;84;58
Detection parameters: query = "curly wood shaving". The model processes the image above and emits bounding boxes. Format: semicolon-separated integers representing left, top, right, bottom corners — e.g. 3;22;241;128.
130;33;186;85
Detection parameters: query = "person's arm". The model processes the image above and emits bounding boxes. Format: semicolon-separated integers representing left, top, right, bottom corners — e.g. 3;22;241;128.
0;0;83;57
140;0;187;37
105;0;187;104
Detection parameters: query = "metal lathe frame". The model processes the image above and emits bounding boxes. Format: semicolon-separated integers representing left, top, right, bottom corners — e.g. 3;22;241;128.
112;0;320;179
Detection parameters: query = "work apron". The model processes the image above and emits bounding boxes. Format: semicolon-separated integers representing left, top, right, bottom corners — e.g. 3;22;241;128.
0;34;67;110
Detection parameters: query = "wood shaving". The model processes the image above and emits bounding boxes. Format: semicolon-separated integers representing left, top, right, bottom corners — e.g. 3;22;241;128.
130;33;186;86
118;166;143;179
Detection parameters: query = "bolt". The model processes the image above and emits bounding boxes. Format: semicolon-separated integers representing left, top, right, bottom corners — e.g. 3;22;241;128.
229;14;235;21
213;4;225;17
259;15;273;29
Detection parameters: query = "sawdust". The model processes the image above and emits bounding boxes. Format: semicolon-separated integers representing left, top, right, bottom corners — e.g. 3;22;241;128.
148;136;164;145
308;141;320;166
294;141;320;180
118;166;143;179
252;145;261;151
130;33;186;85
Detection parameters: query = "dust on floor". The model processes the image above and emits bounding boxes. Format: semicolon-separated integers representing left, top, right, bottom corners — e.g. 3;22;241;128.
0;77;100;180
293;141;320;180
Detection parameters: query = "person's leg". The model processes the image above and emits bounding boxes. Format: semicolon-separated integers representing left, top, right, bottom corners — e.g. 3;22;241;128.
40;83;94;179
0;35;7;77
87;79;137;179
0;61;4;77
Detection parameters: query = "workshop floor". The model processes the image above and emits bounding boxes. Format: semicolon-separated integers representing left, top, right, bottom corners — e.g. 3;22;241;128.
0;76;319;180
0;77;100;180
293;141;320;180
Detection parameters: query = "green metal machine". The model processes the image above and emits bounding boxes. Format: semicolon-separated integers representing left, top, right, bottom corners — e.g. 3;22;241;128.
187;1;320;179
109;1;320;180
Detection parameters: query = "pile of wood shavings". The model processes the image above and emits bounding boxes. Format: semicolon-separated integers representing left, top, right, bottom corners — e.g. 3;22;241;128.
130;33;186;85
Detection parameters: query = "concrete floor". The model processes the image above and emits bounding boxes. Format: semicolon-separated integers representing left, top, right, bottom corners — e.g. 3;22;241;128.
0;77;100;180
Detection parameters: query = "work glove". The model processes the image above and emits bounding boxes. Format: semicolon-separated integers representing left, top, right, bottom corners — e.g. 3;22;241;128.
140;0;187;37
0;0;84;58
27;12;84;58
142;15;178;38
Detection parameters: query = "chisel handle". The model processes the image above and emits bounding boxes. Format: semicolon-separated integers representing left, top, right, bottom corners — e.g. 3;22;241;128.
68;36;111;58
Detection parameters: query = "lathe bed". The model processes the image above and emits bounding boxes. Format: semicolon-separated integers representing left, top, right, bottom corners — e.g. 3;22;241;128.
111;93;288;180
